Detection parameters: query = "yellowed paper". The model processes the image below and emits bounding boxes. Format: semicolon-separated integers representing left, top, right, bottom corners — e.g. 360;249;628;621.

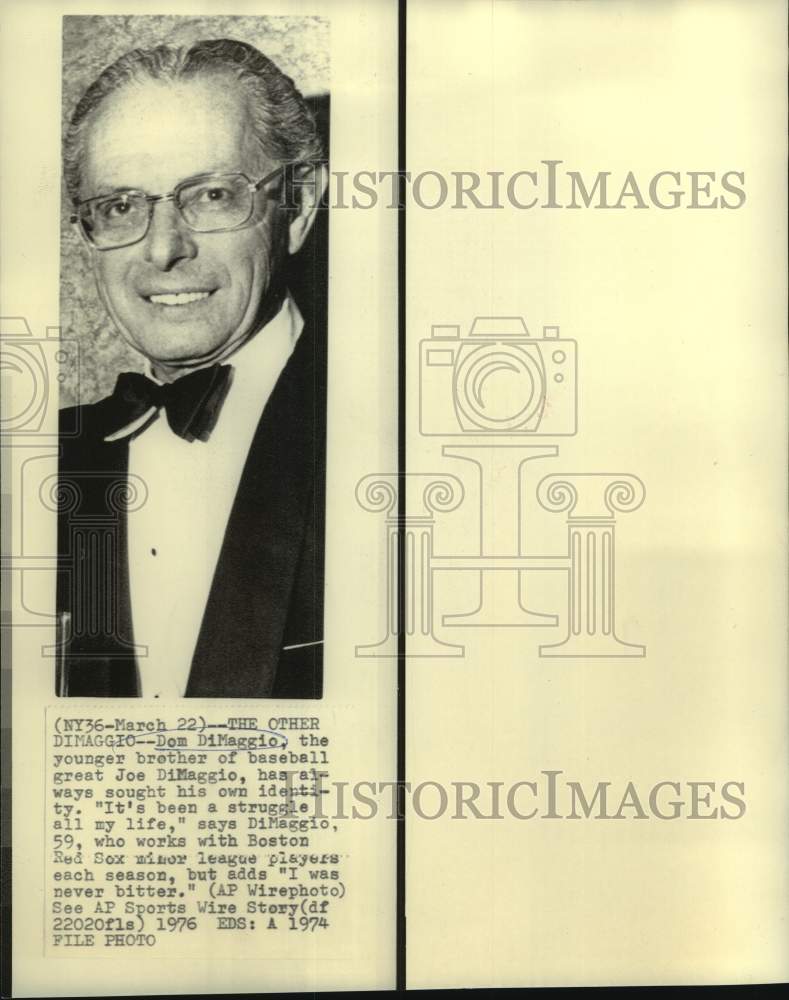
1;0;786;994
404;0;788;987
2;0;397;995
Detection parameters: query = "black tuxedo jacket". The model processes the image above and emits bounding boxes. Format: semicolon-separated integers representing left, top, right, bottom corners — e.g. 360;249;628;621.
56;319;326;699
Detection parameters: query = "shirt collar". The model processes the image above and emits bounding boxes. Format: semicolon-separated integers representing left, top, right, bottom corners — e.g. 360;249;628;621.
105;293;303;442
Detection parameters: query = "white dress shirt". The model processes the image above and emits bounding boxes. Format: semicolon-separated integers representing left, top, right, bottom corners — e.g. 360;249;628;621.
117;295;303;698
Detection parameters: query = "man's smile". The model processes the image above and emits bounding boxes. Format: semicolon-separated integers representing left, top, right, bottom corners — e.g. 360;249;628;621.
143;289;217;308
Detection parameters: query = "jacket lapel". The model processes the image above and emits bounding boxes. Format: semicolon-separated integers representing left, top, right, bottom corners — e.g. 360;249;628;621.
184;325;320;698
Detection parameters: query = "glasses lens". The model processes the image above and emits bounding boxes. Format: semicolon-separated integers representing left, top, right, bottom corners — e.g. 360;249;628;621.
177;175;252;232
82;192;150;248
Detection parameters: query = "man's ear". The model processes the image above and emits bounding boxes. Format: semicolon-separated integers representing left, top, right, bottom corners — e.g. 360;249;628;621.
288;163;328;255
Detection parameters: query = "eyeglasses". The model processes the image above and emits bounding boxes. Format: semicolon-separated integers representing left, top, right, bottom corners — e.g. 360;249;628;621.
71;168;287;250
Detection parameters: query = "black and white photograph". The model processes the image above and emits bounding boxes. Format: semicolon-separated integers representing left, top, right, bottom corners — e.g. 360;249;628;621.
56;17;330;698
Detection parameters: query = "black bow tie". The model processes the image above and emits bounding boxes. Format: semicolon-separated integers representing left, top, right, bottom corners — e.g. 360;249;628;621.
103;364;233;442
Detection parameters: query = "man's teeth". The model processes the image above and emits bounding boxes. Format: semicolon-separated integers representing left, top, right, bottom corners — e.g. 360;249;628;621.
148;291;211;306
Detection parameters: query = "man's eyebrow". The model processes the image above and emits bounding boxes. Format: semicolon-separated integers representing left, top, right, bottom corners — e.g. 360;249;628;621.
87;170;232;198
84;167;273;202
86;184;145;199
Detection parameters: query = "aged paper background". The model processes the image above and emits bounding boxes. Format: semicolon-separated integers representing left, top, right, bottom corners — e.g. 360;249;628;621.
2;0;787;993
405;0;787;988
2;0;397;995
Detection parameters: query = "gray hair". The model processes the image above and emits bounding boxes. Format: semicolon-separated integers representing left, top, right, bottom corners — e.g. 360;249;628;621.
64;37;323;202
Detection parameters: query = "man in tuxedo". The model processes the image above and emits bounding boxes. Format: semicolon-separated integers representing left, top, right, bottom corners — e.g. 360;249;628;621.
57;38;328;698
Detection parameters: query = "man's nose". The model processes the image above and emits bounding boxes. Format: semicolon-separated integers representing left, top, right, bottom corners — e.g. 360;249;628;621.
141;199;198;270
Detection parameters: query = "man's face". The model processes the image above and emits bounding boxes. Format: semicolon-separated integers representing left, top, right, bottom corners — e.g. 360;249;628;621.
81;77;288;373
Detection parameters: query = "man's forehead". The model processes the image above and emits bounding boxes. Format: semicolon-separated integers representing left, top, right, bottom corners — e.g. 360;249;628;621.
82;77;267;194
